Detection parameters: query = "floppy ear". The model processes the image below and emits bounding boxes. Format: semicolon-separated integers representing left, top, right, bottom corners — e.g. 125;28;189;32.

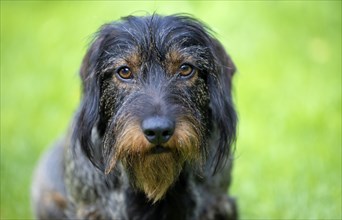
72;32;107;168
208;38;237;174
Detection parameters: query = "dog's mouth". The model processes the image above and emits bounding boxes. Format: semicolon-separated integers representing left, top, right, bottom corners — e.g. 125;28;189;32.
149;145;172;154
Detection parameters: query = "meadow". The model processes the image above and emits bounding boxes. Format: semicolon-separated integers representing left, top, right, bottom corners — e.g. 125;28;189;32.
1;1;341;219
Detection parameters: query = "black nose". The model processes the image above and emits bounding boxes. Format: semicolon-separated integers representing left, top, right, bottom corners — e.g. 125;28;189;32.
141;117;175;144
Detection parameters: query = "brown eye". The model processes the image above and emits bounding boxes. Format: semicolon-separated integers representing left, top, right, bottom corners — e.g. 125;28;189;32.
117;66;133;80
179;64;195;78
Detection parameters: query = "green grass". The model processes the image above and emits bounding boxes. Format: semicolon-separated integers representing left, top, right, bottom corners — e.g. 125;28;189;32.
1;1;341;219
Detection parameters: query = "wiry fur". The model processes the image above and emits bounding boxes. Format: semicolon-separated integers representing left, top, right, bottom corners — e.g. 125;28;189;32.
31;14;238;219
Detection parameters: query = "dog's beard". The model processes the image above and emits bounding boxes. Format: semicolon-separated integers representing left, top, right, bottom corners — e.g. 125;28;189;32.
104;119;202;202
124;151;184;202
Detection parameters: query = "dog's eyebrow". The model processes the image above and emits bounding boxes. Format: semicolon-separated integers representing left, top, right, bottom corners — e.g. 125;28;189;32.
100;50;143;76
166;46;211;67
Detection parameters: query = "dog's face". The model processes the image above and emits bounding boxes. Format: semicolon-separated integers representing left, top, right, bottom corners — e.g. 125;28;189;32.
74;15;236;202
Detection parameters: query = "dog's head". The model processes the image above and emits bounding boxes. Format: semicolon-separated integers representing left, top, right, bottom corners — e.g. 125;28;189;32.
73;14;237;202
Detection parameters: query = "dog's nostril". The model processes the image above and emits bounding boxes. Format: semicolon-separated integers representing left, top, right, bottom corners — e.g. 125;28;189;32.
142;117;175;144
162;130;171;137
145;130;156;137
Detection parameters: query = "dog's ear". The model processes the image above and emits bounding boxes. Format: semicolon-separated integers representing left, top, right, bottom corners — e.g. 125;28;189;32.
72;30;108;168
208;38;237;174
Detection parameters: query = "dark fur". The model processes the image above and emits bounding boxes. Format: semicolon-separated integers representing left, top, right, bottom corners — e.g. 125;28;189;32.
31;14;238;219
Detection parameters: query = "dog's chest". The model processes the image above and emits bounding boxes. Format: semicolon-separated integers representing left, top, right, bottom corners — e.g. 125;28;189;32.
64;150;199;219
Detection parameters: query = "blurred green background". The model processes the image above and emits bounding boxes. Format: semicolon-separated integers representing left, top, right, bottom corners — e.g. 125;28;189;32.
1;1;341;219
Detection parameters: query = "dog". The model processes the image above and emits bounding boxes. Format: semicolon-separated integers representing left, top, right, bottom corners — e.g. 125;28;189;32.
31;14;238;220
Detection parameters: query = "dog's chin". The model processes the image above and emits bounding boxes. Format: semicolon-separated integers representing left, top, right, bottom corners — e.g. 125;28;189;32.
124;150;184;203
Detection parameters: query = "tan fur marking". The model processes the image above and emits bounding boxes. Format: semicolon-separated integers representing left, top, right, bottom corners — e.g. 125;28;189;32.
43;191;67;209
105;123;150;174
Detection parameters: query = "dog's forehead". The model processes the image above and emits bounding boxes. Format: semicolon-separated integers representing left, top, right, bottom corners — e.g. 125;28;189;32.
99;16;214;72
104;15;212;55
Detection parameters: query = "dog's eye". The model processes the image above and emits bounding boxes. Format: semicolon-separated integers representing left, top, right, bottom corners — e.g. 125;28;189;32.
179;64;195;78
117;66;133;80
